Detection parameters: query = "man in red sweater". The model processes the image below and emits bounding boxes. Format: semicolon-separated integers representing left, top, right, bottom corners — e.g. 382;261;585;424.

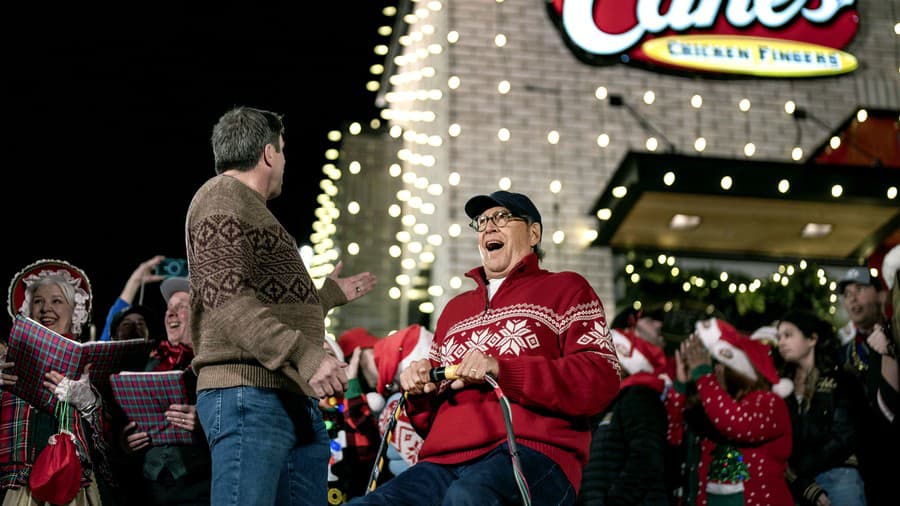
350;191;621;505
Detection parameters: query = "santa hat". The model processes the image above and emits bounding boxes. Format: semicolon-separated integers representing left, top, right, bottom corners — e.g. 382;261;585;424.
750;325;778;347
337;327;379;359
695;317;742;351
373;324;433;394
882;244;900;291
697;318;792;397
612;328;666;375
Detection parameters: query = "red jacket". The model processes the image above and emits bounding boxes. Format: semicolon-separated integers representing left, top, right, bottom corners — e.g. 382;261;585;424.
406;254;621;490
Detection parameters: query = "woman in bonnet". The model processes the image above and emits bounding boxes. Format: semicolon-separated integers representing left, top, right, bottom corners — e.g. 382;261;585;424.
0;259;111;505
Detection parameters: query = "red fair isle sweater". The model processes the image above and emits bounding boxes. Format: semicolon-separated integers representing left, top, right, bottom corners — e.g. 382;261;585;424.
405;254;621;490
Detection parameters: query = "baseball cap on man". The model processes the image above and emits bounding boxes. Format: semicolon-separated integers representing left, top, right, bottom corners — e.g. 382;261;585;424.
464;191;542;226
837;267;880;294
160;277;189;303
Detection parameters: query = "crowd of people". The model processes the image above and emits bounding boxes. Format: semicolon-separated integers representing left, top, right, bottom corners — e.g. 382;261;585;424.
0;106;896;506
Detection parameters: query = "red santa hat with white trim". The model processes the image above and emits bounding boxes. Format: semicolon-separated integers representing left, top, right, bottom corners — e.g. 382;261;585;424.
373;324;433;395
695;317;792;397
337;327;380;358
749;325;778;347
611;328;667;376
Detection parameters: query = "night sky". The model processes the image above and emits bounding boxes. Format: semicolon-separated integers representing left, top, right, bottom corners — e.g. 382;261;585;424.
2;1;393;334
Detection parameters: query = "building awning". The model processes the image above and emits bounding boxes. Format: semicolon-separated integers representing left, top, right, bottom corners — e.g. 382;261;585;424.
589;151;899;264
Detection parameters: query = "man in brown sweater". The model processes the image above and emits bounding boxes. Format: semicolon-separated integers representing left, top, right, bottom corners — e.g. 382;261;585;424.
186;106;376;505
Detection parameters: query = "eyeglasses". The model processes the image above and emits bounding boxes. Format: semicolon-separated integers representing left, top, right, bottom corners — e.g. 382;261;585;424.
469;210;526;232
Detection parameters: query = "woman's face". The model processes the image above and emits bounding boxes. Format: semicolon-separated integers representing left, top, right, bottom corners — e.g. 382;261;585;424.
31;283;74;335
777;321;816;364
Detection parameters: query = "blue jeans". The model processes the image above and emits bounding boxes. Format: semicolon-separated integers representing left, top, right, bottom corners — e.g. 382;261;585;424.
348;443;575;506
816;467;867;506
197;387;330;506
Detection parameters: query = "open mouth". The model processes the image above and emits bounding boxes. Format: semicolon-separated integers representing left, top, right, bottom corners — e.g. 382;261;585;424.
485;240;504;252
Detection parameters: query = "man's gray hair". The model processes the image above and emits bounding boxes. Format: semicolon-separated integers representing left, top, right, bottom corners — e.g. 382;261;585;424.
211;107;284;174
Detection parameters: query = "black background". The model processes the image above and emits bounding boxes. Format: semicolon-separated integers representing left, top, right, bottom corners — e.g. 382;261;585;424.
2;1;392;334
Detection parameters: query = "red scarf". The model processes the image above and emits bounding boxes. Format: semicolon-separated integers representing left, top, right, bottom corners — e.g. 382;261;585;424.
151;341;194;372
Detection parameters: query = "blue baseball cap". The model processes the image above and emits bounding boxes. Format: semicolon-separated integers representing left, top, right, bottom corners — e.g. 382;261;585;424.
464;191;542;225
837;267;880;294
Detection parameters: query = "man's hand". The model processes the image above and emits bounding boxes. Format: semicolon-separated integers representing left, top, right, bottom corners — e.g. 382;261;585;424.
450;350;499;390
399;359;436;395
816;493;831;506
867;325;890;355
44;364;98;414
308;355;349;398
122;421;150;453
166;403;199;432
328;260;376;302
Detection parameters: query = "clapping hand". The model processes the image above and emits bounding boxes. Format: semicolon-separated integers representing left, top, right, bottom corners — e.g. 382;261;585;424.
347;347;362;380
680;335;711;373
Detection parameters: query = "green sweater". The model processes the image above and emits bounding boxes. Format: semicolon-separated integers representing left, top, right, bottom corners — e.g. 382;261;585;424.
185;174;347;397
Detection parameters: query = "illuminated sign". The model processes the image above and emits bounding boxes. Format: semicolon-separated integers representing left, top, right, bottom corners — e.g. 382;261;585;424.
547;0;860;77
643;35;857;76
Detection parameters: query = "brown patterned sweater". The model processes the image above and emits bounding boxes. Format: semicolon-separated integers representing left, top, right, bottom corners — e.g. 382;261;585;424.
185;174;347;397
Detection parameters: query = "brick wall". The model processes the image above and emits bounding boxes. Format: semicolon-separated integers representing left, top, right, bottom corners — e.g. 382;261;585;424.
326;0;899;334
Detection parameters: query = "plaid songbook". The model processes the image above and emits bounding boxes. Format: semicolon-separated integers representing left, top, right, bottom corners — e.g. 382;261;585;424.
6;314;150;414
110;370;193;446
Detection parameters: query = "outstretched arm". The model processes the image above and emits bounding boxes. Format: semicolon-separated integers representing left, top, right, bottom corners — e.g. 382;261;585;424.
119;256;167;304
99;256;166;341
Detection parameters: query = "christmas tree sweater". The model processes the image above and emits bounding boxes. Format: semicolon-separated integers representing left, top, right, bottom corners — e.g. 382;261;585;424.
405;253;621;490
676;369;793;506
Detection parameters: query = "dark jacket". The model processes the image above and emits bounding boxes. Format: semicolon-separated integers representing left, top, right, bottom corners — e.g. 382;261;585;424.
784;368;860;505
579;385;668;506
